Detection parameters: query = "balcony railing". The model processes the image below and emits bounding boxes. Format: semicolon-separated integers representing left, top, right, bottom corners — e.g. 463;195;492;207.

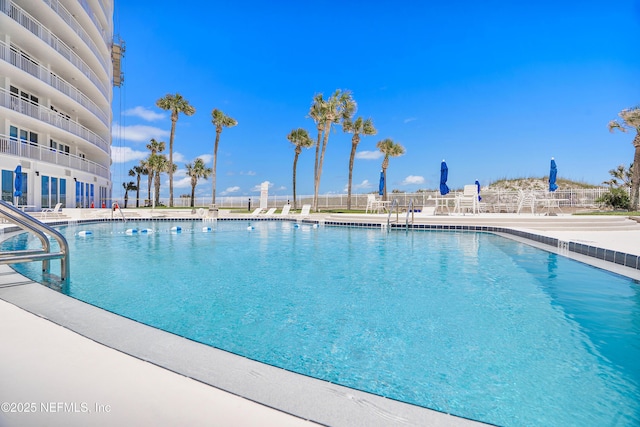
42;0;110;76
0;40;110;127
0;134;110;179
0;88;109;153
1;0;109;99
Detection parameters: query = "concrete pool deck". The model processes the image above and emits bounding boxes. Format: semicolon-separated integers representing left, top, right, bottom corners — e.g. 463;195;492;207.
1;211;639;426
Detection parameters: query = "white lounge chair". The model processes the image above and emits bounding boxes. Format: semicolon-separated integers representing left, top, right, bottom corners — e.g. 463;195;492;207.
262;207;277;216
280;204;291;216
42;202;62;219
295;204;311;219
454;185;478;215
250;208;264;216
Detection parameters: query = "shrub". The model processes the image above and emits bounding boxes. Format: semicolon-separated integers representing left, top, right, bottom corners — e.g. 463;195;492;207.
596;187;631;210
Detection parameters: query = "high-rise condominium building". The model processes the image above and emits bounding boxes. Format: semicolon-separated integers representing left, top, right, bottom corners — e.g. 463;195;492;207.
0;0;119;209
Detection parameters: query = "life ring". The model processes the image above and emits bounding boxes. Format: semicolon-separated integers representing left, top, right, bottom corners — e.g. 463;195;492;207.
197;208;206;217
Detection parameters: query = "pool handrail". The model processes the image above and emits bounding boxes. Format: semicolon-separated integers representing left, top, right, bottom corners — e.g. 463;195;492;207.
0;200;69;284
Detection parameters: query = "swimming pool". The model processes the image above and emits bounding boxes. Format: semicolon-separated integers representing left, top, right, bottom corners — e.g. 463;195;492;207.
4;220;640;426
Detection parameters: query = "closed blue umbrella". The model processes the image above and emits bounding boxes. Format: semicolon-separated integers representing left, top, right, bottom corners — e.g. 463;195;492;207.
549;157;558;192
439;160;450;196
14;165;22;204
378;170;384;196
475;179;482;201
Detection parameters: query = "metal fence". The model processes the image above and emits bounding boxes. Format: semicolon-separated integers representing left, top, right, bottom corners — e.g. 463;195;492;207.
127;188;619;211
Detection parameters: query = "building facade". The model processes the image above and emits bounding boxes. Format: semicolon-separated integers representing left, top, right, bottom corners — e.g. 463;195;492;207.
0;0;116;209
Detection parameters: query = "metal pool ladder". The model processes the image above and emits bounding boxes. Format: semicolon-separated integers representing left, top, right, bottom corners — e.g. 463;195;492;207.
0;200;70;284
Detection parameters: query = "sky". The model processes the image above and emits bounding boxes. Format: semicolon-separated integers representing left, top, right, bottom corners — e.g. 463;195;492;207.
110;1;640;202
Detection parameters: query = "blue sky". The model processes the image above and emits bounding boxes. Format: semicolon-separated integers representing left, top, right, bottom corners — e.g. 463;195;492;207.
111;1;640;201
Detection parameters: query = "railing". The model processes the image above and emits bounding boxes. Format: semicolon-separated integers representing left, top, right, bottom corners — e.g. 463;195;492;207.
405;198;415;228
0;89;110;153
0;200;69;284
387;198;400;229
0;40;110;126
1;0;110;99
0;134;110;179
42;0;111;74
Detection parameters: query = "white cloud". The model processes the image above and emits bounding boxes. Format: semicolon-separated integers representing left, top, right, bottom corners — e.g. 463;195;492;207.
402;175;425;185
241;170;257;176
356;150;383;160
172;152;186;163
111;146;147;164
173;176;192;189
403;117;417;124
111;123;169;143
343;179;372;192
124;106;165;121
221;186;240;195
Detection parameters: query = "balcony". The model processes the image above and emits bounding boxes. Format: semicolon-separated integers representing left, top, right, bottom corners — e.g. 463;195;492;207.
0;134;109;179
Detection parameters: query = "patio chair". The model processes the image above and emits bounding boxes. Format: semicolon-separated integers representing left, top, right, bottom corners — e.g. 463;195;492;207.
262;207;277;216
250;207;264;216
365;194;382;214
42;202;62;219
516;190;536;214
454;185;479;215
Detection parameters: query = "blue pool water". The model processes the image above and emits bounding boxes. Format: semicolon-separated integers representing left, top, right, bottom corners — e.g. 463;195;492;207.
4;220;640;426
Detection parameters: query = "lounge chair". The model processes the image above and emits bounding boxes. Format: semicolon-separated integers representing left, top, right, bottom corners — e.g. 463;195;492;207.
42;202;62;219
262;207;277;216
454;185;478;215
295;204;311;219
280;204;291;217
250;208;264;216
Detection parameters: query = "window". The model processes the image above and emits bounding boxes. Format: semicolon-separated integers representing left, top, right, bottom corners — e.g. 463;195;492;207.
11;125;38;146
50;139;70;154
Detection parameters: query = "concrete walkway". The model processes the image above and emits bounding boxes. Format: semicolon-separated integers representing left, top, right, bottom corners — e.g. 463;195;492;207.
1;212;639;426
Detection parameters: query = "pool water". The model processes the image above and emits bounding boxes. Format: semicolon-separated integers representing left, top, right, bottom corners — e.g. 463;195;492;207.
4;220;640;426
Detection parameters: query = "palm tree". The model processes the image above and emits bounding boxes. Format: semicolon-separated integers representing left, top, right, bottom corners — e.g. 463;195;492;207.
147;153;169;207
308;89;356;211
139;159;150;206
145;138;165;206
343;117;377;209
609;106;640;210
376;138;406;200
130;166;144;207
286;128;314;209
122;181;136;208
156;93;196;207
185;158;213;209
210;108;238;205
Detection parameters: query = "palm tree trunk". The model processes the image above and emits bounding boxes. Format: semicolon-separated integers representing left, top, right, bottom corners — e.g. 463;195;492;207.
136;176;141;208
190;184;196;208
168;119;176;207
631;132;640;210
314;122;332;211
211;132;220;205
381;156;389;201
312;127;322;211
124;191;129;208
347;138;358;210
147;174;152;206
154;172;160;207
292;150;300;210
